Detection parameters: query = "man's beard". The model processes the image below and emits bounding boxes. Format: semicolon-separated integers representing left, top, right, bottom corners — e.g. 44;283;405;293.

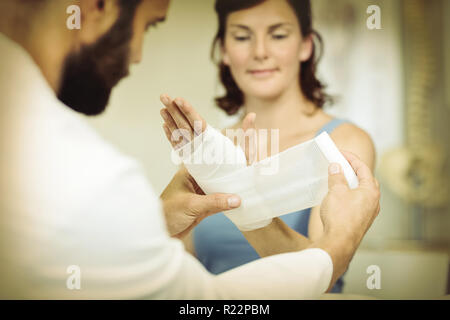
57;2;140;116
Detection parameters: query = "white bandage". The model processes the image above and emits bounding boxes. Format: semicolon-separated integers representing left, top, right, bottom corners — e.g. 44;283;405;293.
173;125;359;231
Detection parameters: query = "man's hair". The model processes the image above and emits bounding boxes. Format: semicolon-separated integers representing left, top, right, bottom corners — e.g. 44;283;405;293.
18;0;45;5
118;0;142;9
57;0;142;115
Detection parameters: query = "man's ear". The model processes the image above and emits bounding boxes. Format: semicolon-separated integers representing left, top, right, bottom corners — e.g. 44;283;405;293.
299;34;314;62
77;0;120;45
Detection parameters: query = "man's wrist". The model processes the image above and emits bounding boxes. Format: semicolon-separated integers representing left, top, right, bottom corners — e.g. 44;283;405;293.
309;230;358;291
312;232;356;258
322;225;362;251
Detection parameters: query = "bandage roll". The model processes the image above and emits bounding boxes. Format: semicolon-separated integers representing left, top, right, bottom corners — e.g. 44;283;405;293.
315;132;359;189
173;125;359;231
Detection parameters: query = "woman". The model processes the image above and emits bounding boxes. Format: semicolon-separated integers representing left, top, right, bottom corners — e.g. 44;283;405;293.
161;0;375;293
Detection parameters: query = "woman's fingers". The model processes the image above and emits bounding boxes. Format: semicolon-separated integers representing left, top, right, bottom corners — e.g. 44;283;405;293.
160;94;194;140
161;111;188;148
162;124;178;149
241;113;257;165
174;98;207;135
160;95;191;149
242;112;256;132
160;108;177;133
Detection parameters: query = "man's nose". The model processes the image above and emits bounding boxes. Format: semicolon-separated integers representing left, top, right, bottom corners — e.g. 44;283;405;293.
253;37;269;62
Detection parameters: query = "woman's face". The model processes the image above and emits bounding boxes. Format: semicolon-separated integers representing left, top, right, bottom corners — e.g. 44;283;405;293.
223;0;312;100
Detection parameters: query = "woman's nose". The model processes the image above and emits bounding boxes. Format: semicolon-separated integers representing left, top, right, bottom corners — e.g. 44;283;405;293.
253;37;268;61
130;45;143;64
129;34;144;65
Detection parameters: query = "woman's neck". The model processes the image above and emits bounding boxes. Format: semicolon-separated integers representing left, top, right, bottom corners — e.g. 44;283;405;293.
243;84;321;135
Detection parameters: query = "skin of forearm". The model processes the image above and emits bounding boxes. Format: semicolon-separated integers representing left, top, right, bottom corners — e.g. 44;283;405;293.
181;230;196;257
242;218;312;257
309;232;359;292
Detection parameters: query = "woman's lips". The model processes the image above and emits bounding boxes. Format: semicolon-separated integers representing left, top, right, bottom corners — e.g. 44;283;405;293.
247;68;279;78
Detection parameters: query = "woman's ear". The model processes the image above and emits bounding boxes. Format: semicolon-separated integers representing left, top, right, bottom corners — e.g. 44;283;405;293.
299;34;314;62
221;45;231;66
77;0;120;45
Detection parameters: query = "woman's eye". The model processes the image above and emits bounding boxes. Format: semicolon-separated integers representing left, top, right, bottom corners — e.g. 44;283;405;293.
272;34;288;40
234;36;251;41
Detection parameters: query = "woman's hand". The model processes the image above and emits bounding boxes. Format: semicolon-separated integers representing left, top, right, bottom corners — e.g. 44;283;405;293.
160;94;259;166
238;112;258;165
159;94;207;149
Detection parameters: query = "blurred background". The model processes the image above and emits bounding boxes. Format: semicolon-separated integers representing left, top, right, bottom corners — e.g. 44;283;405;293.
85;0;450;299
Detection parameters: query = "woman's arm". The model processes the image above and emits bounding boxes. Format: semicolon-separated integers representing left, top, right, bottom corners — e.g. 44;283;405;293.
182;230;196;257
242;124;376;258
241;218;312;257
158;95;375;260
309;124;376;241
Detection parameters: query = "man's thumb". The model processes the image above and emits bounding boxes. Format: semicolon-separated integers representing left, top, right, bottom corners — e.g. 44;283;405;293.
328;163;349;191
198;193;241;217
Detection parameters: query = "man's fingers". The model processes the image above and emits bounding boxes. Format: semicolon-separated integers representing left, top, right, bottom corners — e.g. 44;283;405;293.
328;163;349;192
341;150;377;189
175;98;207;136
194;193;241;217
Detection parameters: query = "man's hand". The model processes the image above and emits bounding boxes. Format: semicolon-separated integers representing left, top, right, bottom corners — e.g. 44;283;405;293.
313;150;381;291
160;167;241;239
320;150;380;246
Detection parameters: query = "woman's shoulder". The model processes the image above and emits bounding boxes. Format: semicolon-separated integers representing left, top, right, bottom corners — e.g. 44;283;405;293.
329;119;376;170
329;120;372;145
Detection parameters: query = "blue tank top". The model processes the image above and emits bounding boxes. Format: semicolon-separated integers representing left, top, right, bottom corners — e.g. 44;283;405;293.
194;118;350;293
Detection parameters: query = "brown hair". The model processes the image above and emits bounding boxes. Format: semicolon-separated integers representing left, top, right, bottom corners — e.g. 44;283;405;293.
212;0;332;115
